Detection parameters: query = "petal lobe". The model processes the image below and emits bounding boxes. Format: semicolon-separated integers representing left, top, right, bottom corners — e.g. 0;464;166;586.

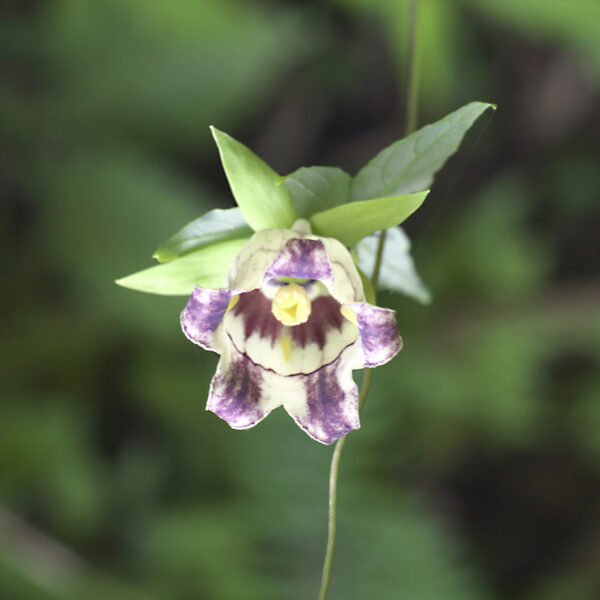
350;303;402;367
284;345;361;444
181;286;236;352
208;345;281;429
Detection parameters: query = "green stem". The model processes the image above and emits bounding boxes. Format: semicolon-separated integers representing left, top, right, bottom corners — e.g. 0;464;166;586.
370;228;387;299
317;4;419;598
405;0;419;137
317;371;372;600
316;231;382;600
317;438;345;600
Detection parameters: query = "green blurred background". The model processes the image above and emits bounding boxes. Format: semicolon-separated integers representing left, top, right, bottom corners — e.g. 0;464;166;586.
2;1;600;599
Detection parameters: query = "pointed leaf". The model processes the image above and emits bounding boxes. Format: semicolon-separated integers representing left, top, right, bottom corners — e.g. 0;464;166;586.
116;237;250;295
352;101;495;200
310;191;429;248
282;166;351;218
356;227;431;304
211;127;297;230
153;207;252;263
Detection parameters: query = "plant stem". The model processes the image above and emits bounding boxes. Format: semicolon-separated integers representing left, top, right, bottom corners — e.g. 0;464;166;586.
317;4;420;598
317;370;373;600
317;437;345;600
370;227;387;302
315;233;381;600
405;0;420;137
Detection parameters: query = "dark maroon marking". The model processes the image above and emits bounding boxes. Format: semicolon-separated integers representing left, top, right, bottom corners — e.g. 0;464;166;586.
232;291;345;349
233;290;283;344
291;296;345;349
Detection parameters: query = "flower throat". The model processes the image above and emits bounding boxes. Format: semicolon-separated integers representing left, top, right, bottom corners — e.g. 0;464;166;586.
271;283;311;326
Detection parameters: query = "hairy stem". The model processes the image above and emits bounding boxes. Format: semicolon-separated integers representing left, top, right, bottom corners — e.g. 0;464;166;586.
317;3;419;598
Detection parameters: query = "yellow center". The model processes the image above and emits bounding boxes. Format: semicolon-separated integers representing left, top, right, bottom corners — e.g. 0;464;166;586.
271;283;311;326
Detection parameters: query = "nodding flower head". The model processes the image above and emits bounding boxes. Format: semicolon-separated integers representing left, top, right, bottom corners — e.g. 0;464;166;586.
180;220;402;444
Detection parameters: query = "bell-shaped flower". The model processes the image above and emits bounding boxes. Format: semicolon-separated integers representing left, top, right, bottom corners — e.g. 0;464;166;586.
181;221;402;444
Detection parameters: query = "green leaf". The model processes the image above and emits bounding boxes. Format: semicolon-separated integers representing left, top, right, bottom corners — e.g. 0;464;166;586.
281;166;351;218
115;237;250;295
310;191;429;248
153;207;252;263
351;101;495;200
210;127;297;230
356;227;431;304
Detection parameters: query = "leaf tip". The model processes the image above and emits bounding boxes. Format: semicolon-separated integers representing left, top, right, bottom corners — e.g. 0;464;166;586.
209;125;226;144
412;189;430;209
471;101;496;112
151;250;167;263
477;101;497;111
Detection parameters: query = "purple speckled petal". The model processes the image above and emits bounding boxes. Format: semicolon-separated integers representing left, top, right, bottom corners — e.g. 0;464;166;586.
263;238;333;288
283;345;361;444
207;345;281;429
348;302;402;367
180;286;237;352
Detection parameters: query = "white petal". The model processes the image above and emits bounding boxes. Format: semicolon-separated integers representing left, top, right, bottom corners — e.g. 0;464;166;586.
223;291;359;376
283;342;363;444
318;236;365;303
226;229;296;290
207;330;282;429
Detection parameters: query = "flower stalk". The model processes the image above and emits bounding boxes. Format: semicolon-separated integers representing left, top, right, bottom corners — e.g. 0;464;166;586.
316;2;420;598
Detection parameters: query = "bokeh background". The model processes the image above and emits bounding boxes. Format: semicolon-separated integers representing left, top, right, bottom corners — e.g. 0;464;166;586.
2;1;600;599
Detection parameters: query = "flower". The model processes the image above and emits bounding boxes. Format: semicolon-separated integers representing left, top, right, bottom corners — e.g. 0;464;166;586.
180;220;402;444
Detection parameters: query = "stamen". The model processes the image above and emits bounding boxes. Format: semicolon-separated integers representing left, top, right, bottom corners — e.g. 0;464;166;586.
340;304;358;325
271;283;311;326
279;335;292;361
226;295;240;312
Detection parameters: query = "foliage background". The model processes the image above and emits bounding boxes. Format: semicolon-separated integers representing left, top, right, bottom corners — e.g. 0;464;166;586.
2;1;600;599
